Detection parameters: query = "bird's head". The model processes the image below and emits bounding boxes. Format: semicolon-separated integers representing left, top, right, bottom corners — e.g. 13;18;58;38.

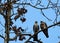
35;21;38;24
40;21;44;23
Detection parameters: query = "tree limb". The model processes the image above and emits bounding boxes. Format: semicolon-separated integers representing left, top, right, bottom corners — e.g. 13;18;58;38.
25;21;60;43
9;33;31;41
41;9;52;21
12;2;60;10
0;21;5;28
9;35;17;41
0;34;5;39
0;13;5;18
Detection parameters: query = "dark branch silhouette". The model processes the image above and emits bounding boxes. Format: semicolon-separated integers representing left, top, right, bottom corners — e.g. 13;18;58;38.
25;21;60;43
0;35;5;39
0;0;60;43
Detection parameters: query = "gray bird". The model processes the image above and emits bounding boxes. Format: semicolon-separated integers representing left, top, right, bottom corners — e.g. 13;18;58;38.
33;21;39;41
40;21;49;38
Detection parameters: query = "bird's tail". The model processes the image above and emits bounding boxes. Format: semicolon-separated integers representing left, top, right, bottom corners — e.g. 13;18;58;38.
43;29;49;38
33;34;38;41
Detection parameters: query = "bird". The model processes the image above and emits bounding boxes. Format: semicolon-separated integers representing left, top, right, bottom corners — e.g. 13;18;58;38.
40;21;49;38
33;21;39;41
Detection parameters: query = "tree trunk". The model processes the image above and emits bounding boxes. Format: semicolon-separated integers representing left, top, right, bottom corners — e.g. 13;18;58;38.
4;9;11;43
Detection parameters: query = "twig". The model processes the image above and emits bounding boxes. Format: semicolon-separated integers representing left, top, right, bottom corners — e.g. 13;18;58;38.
9;35;17;41
41;9;52;21
0;21;5;28
11;2;60;10
0;12;5;18
9;33;31;41
0;34;5;39
25;21;60;43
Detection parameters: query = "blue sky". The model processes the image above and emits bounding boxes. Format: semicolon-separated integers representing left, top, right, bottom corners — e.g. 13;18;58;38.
0;0;60;43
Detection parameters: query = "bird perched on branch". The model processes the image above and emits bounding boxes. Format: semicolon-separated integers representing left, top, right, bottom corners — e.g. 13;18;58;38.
40;21;49;38
33;21;39;41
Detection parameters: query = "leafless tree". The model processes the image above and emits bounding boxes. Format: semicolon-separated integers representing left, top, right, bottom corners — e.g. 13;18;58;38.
0;0;60;43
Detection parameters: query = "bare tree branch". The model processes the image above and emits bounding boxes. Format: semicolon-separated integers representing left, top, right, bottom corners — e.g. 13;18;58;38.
12;2;60;10
0;0;60;43
9;35;17;41
11;2;60;21
25;21;60;43
0;13;5;18
41;9;52;21
9;33;31;41
0;21;5;28
48;22;60;28
0;34;5;39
